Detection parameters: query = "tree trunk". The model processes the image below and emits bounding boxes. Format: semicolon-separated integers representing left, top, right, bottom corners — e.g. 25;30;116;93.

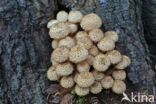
0;0;155;104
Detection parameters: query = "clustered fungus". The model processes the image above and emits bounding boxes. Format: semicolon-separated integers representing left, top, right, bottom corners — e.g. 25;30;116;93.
47;10;131;96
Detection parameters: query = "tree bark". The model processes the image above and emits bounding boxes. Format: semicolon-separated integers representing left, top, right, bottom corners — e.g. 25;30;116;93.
0;0;155;104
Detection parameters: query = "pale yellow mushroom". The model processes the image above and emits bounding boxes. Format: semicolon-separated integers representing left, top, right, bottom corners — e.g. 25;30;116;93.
112;80;126;94
60;76;74;88
75;85;89;96
68;11;83;23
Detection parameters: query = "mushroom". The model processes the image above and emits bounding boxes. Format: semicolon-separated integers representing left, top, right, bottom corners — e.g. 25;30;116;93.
58;36;75;48
80;13;102;31
47;19;59;28
90;82;102;94
76;72;95;87
68;11;83;23
97;37;115;52
51;46;69;63
87;55;95;65
56;62;73;76
51;40;59;49
47;66;60;81
50;58;59;66
75;31;88;39
112;80;126;94
60;76;74;88
105;31;119;42
67;23;78;34
49;22;70;39
93;54;111;72
77;61;90;72
89;45;99;56
74;73;79;83
112;70;126;80
69;44;88;63
77;35;93;49
92;70;104;81
115;55;131;69
101;76;114;89
89;28;104;42
56;10;68;22
107;50;122;64
75;85;89;96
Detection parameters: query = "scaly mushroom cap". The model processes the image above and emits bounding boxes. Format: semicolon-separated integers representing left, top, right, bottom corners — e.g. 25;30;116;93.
97;37;115;52
107;50;122;64
92;70;104;81
49;22;70;39
90;82;102;94
87;55;94;65
75;31;88;40
80;13;102;31
105;31;119;42
47;19;59;28
56;11;68;22
51;40;58;49
68;11;83;23
51;46;69;63
101;76;114;89
56;62;74;76
77;61;90;72
69;44;88;63
47;66;60;81
58;36;75;48
74;73;79;83
89;45;99;56
77;72;95;87
93;54;111;72
75;85;89;96
77;36;93;49
60;76;74;88
115;55;131;69
112;70;126;80
89;28;104;42
112;80;126;94
67;23;78;34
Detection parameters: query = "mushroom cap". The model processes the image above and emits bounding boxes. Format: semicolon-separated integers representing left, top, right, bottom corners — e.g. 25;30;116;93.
47;19;59;28
112;80;126;94
97;37;115;52
60;76;74;88
77;36;93;49
56;62;74;76
50;58;59;66
77;61;90;72
93;54;111;72
90;82;102;94
89;28;104;42
51;46;69;63
89;45;99;56
87;55;94;65
51;40;58;49
75;85;89;96
74;73;79;83
56;11;68;22
115;55;131;69
49;22;70;39
69;44;88;63
105;31;118;42
80;13;102;31
58;36;75;48
68;11;83;23
107;50;122;64
101;76;114;89
75;31;88;40
67;23;78;34
92;70;104;81
47;66;60;81
77;72;95;87
112;70;126;80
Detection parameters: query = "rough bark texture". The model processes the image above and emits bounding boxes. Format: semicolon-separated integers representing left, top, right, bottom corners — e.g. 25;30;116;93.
0;0;155;104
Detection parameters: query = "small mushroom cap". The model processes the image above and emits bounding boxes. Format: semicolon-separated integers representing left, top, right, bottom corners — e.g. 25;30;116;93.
51;46;69;63
67;23;78;34
77;36;93;49
80;13;102;31
90;82;102;94
112;80;126;94
105;31;119;42
75;85;89;96
92;70;104;81
47;66;60;81
49;22;70;39
68;11;83;23
60;76;74;88
56;62;74;76
107;50;122;64
77;61;90;72
47;19;59;28
75;31;88;40
89;28;104;42
97;37;115;52
112;70;126;80
101;76;114;89
69;44;88;63
56;11;68;22
74;73;79;83
93;54;111;72
50;57;59;66
77;72;95;87
58;36;75;48
115;55;131;69
87;55;95;65
51;40;58;49
89;45;99;56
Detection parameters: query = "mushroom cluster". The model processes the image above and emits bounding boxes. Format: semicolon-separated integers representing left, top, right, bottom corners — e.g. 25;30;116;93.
47;10;131;96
